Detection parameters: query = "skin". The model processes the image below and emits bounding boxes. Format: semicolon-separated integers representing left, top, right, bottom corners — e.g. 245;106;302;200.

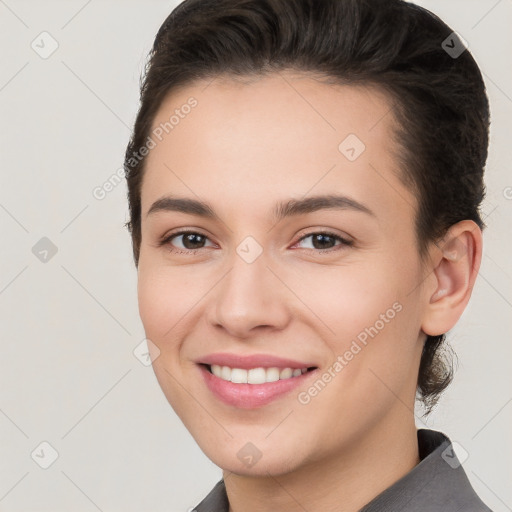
136;70;482;512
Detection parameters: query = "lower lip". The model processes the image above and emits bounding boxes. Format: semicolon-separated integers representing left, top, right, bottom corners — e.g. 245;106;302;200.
199;365;316;409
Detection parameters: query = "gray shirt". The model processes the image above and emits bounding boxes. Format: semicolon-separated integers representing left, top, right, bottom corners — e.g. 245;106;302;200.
193;429;492;511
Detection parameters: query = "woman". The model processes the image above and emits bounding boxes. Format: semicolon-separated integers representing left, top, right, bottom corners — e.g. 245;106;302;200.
124;0;493;510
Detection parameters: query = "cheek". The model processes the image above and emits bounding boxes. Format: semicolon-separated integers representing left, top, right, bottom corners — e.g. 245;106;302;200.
298;255;422;394
137;267;195;409
295;262;403;342
137;266;188;344
137;270;166;337
136;264;217;383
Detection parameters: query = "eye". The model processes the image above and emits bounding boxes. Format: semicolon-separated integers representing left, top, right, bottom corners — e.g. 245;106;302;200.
293;231;353;252
158;229;353;255
159;230;215;253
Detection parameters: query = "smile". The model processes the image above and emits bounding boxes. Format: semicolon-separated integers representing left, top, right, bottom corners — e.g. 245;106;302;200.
209;364;309;384
198;357;318;408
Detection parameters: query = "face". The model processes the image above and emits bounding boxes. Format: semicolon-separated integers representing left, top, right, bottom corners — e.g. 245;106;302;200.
137;71;431;476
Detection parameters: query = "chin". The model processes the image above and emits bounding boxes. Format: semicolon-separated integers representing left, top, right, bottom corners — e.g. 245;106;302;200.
211;451;301;477
192;433;310;477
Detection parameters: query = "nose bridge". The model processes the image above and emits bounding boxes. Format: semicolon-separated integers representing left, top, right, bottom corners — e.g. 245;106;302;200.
208;242;289;337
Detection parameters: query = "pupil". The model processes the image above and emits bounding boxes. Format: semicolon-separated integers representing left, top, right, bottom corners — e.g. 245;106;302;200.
313;234;333;249
185;233;204;249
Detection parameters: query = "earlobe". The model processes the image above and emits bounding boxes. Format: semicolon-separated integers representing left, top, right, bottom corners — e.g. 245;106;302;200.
421;220;482;336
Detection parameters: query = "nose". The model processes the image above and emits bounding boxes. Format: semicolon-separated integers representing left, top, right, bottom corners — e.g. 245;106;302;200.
206;249;290;339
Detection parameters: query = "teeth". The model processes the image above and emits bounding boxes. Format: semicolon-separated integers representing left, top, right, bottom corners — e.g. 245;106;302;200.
221;366;231;380
279;368;292;379
266;367;280;382
248;367;266;384
210;365;309;384
231;368;248;383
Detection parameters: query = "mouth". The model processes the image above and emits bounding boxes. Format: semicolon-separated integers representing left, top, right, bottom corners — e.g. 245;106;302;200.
201;363;317;384
196;355;319;409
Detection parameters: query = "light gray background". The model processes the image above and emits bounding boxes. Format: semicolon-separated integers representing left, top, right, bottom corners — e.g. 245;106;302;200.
0;1;510;511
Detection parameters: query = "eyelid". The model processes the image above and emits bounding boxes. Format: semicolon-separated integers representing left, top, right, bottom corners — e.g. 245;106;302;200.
292;230;354;251
158;228;215;248
294;227;353;244
159;227;354;254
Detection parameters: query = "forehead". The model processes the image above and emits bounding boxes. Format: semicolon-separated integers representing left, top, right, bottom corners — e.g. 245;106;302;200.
141;71;415;225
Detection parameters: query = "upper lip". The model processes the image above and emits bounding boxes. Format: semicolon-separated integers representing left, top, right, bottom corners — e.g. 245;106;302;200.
197;353;317;370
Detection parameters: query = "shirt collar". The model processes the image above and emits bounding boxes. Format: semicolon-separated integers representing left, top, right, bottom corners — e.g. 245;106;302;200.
193;429;491;512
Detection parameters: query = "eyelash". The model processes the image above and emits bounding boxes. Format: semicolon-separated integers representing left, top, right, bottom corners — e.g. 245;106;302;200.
158;229;354;255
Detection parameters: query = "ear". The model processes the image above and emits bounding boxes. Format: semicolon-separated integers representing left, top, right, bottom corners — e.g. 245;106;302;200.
421;220;483;336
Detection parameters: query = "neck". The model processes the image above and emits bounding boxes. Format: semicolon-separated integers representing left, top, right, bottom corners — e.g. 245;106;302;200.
224;411;420;512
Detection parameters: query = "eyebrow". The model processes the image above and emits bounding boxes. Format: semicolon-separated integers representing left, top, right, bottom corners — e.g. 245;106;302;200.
146;194;376;222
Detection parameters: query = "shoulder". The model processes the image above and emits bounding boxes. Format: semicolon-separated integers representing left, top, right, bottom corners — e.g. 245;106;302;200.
360;429;494;512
